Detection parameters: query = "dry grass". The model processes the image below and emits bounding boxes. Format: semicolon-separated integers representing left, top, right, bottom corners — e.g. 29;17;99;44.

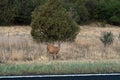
0;23;120;63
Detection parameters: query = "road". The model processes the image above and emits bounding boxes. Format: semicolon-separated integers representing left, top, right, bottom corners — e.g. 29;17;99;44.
0;74;120;80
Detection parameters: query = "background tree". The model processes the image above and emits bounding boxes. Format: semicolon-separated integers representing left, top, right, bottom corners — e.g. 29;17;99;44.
31;0;79;42
13;0;47;25
0;0;119;26
94;0;120;25
0;0;15;25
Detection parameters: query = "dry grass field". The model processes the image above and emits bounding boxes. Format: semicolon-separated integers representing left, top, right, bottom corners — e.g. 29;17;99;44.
0;23;120;63
0;23;120;75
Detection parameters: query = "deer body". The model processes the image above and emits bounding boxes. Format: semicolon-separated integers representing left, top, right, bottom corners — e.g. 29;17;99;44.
47;43;60;60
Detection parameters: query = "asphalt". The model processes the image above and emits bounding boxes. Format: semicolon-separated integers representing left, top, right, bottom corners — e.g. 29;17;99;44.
0;73;120;80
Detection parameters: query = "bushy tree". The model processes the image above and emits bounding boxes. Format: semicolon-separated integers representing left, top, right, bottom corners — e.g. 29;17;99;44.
31;0;79;42
68;7;80;23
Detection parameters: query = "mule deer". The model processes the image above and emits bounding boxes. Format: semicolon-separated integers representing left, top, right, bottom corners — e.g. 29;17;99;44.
47;42;61;60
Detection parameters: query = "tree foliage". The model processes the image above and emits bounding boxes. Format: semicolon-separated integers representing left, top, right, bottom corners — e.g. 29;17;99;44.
0;0;47;25
31;0;79;42
0;0;120;26
0;0;15;25
94;0;120;25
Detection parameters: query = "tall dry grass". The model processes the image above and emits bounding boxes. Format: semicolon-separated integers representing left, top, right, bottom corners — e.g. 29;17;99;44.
0;23;120;63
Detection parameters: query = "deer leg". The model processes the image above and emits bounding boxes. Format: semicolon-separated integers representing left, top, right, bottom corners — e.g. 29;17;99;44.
48;53;53;60
53;54;55;60
49;54;51;60
53;54;57;60
55;54;57;60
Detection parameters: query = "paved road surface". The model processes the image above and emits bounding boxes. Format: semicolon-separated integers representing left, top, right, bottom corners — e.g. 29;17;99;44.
0;74;120;80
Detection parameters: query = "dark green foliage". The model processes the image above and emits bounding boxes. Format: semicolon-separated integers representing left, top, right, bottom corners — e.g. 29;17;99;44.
94;0;108;20
94;0;120;25
100;20;107;27
62;0;90;24
31;0;79;42
85;0;98;19
0;0;47;25
100;31;114;47
68;7;80;23
13;0;34;24
62;0;80;23
109;16;120;25
0;0;15;25
62;2;80;23
13;0;48;25
0;0;120;26
75;4;90;24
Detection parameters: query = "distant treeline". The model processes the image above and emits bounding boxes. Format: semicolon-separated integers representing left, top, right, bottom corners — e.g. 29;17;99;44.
0;0;120;25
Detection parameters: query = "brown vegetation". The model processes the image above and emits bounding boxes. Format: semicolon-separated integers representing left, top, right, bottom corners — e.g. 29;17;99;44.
0;23;120;63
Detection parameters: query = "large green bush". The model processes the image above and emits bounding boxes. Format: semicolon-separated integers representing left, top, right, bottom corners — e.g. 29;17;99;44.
31;0;79;42
68;7;80;23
